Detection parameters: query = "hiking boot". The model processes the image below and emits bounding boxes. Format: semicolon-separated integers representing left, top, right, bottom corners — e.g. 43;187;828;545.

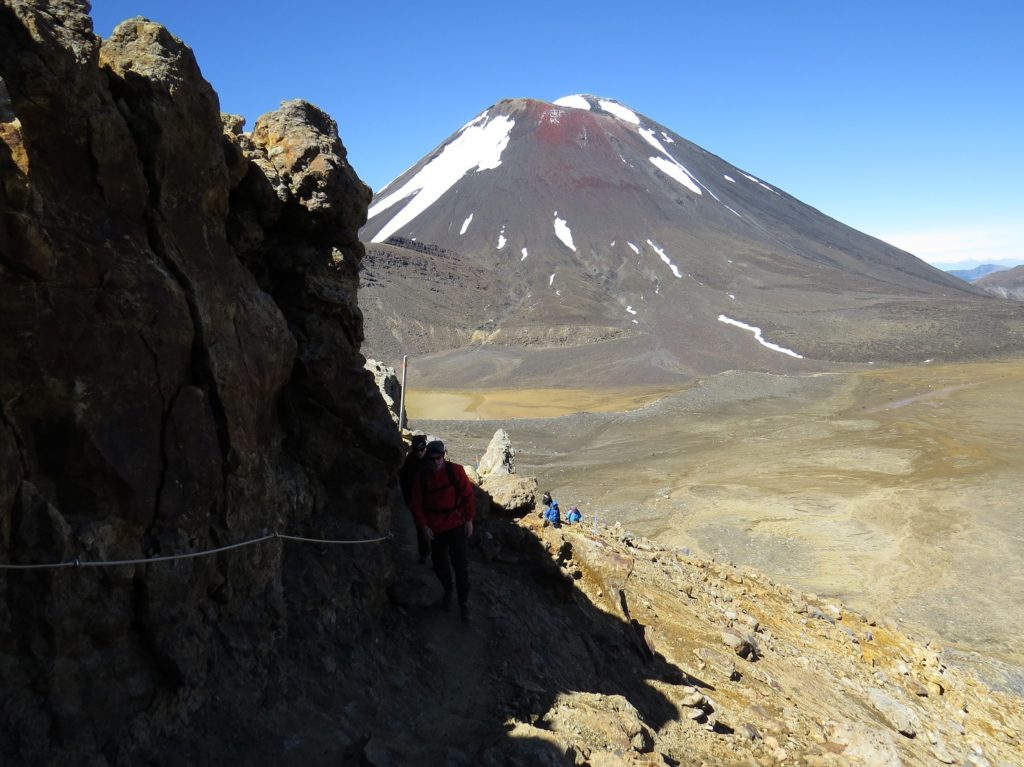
439;591;453;612
459;603;471;622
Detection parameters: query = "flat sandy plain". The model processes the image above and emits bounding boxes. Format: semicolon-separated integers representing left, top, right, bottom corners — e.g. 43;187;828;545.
409;359;1024;692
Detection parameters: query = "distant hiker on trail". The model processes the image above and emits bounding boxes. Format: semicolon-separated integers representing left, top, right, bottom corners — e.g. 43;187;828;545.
411;440;476;622
399;434;431;563
566;505;582;525
542;491;561;528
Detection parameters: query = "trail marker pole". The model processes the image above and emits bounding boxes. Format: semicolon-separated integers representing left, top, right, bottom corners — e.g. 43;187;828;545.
398;354;408;432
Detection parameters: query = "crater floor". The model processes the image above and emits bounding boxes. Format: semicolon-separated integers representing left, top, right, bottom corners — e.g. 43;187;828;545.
412;358;1024;692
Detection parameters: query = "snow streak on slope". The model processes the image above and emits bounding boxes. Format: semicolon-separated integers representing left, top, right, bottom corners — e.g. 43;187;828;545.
554;213;576;251
598;99;640;125
460;213;473;235
554;94;591;110
647;240;682;278
639;127;702;195
740;172;779;195
368;114;515;243
650;158;702;195
718;315;803;358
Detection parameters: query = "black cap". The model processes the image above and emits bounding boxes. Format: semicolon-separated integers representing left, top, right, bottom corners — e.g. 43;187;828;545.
411;434;427;449
425;440;445;457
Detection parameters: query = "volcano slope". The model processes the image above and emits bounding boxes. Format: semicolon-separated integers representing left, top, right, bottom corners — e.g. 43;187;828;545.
359;95;1024;388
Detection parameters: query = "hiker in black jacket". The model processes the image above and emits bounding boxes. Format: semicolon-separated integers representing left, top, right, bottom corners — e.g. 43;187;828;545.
399;434;431;562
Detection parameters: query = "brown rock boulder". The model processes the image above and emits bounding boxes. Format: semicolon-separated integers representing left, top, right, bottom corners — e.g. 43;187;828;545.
544;692;654;756
564;530;635;601
481;473;538;516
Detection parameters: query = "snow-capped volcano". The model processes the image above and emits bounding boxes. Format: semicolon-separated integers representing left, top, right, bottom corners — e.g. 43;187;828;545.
365;95;777;253
359;96;1022;386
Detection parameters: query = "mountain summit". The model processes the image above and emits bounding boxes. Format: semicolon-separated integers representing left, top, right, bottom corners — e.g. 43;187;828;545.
360;96;1023;386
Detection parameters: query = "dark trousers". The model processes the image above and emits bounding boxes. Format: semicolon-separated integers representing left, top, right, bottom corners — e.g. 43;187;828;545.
431;524;470;606
415;523;431;560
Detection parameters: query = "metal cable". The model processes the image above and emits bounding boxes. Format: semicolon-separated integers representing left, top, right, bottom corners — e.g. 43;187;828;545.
276;532;391;546
0;529;391;571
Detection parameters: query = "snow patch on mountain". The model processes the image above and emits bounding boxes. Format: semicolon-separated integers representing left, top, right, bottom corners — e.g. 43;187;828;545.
598;99;640;125
497;225;506;249
740;172;779;195
554;213;576;251
639;127;669;155
627;242;640;255
554;94;591;110
460;213;473;235
661;131;675;144
368;114;515;243
626;306;637;315
718;315;803;358
724;175;735;183
646;240;682;279
521;247;528;261
650;157;702;195
549;273;556;286
640;127;703;196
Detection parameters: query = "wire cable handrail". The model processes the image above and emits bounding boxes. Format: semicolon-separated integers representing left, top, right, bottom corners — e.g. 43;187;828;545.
0;529;391;571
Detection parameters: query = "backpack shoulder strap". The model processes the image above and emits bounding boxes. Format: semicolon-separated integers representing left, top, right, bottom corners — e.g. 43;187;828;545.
446;462;463;510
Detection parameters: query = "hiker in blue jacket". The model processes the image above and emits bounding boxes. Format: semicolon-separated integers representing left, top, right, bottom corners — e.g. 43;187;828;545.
566;505;582;524
542;491;561;528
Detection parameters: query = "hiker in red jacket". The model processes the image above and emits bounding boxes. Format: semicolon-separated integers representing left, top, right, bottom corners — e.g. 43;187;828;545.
411;440;476;621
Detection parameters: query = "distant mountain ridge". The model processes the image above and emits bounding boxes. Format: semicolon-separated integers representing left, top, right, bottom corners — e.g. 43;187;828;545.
359;95;1024;386
947;264;1010;282
975;264;1024;301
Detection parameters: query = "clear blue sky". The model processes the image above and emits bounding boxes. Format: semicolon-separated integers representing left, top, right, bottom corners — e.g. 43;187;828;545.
90;1;1024;267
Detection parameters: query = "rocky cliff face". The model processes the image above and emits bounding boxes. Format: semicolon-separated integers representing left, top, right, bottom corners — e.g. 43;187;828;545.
0;3;400;761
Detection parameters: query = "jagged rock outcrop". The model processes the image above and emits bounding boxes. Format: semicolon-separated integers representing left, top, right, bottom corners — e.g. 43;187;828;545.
364;357;406;426
0;5;399;762
478;427;515;478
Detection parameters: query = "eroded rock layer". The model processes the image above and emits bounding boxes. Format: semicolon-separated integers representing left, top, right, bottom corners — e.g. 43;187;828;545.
0;3;399;759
